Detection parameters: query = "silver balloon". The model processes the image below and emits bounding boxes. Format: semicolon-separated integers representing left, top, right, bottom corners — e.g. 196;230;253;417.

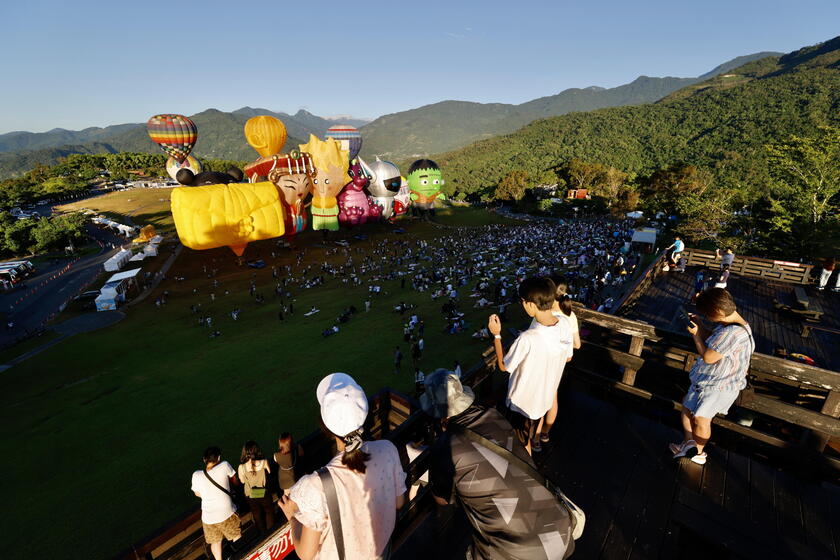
363;157;401;219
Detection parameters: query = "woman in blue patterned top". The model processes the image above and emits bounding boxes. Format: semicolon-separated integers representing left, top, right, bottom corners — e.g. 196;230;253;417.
671;288;754;465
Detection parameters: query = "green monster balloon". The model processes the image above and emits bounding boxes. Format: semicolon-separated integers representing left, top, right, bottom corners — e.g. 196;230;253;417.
407;159;445;218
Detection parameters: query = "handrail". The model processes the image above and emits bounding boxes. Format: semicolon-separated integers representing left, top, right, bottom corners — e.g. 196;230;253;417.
681;248;814;285
118;305;840;560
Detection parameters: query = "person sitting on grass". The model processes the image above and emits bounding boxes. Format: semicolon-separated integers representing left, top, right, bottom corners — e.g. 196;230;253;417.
670;288;754;466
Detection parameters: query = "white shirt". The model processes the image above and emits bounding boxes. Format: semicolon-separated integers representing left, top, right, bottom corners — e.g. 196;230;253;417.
290;440;407;560
506;318;573;419
191;461;237;524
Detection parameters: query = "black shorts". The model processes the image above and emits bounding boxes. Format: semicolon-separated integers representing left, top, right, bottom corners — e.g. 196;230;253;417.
506;406;539;446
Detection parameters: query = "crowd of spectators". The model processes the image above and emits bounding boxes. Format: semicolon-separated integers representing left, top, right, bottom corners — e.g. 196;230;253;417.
186;216;661;559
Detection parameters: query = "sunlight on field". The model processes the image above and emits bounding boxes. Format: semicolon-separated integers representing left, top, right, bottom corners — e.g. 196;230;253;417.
0;206;519;558
58;188;176;231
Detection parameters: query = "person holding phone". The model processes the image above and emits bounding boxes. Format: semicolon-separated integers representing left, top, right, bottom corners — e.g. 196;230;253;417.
671;288;754;465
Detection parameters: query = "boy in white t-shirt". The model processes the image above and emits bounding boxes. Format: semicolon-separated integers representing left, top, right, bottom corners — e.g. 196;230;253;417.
488;277;573;455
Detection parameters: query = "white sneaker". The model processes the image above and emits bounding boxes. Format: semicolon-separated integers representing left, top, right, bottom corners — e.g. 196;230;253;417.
670;440;697;458
690;452;707;465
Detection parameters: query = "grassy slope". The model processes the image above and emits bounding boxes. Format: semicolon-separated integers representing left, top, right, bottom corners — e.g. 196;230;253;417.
58;188;177;232
0;206;520;559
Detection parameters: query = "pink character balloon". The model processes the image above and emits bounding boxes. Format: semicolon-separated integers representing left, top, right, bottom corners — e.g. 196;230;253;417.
338;158;380;226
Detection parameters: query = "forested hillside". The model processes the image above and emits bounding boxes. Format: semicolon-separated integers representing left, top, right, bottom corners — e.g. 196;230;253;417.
435;37;840;256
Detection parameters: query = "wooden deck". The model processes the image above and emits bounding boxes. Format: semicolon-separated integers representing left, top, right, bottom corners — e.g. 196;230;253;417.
395;386;840;560
620;267;840;372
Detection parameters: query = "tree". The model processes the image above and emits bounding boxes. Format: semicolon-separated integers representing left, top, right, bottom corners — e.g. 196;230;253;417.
494;170;531;201
765;126;840;230
676;187;736;245
565;159;605;191
592;166;627;207
643;163;713;213
611;185;640;217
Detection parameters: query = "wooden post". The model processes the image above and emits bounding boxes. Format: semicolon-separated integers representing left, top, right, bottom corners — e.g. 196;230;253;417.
622;335;645;385
813;391;840;452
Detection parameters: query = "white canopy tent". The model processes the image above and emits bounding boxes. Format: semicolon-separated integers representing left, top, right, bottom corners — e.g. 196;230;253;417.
631;227;658;246
103;249;133;272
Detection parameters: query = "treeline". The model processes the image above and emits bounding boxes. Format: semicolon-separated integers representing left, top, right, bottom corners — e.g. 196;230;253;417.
434;44;840;257
0;153;247;208
481;126;840;257
0;212;87;257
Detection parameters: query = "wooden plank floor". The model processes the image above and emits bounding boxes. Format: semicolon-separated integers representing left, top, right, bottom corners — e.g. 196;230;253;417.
620;267;840;372
537;389;840;560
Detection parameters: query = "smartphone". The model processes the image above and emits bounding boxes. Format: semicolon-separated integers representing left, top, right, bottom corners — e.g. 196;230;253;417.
678;306;694;327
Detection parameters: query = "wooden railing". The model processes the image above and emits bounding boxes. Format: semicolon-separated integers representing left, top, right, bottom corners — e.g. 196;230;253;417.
681;248;814;284
571;305;840;463
119;307;840;559
610;250;669;315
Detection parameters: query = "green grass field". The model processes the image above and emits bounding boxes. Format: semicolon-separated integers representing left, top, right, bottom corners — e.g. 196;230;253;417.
58;188;177;231
0;205;523;559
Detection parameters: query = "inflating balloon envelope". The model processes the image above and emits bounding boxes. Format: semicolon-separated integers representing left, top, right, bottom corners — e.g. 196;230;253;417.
170;181;286;256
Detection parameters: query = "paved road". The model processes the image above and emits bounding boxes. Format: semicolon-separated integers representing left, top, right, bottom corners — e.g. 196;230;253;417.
0;224;125;347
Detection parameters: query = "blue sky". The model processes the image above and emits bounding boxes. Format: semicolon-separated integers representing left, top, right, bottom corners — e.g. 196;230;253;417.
2;0;839;133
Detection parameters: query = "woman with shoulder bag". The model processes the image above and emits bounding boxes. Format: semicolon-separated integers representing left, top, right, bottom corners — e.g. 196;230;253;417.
238;440;274;535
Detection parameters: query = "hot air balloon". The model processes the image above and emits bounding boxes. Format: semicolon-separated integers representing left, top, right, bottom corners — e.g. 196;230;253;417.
324;125;362;160
165;155;203;181
170;181;286;256
245;116;287;158
146;114;198;163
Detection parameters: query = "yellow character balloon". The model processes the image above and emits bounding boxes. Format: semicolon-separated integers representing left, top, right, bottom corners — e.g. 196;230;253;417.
244;116;287;158
170;181;285;256
299;135;349;232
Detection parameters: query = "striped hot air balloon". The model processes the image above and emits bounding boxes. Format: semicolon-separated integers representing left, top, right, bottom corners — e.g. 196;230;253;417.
146;114;198;163
324;125;362;160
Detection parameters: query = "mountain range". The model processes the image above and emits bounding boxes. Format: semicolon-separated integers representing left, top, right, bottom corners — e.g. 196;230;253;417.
357;51;779;160
435;36;840;197
0;51;778;179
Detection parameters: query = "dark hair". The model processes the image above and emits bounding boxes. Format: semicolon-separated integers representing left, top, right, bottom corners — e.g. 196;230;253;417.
203;446;221;465
518;277;556;311
320;421;371;474
240;440;265;470
278;432;293;442
550;274;573;316
696;288;736;318
340;444;371;473
407;159;440;175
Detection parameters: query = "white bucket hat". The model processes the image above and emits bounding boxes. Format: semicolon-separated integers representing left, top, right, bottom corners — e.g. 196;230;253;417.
317;373;369;437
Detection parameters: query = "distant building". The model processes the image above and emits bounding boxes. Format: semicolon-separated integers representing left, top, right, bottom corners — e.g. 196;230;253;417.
567;188;589;199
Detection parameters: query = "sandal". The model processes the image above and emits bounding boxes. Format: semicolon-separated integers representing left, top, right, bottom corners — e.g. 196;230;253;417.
530;439;542;452
539;433;550;444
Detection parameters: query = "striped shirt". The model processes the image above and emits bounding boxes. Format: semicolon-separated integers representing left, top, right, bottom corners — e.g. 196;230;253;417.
689;323;754;391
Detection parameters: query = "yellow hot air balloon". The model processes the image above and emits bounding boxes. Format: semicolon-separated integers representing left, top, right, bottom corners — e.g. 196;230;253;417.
170;181;286;256
244;116;287;157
